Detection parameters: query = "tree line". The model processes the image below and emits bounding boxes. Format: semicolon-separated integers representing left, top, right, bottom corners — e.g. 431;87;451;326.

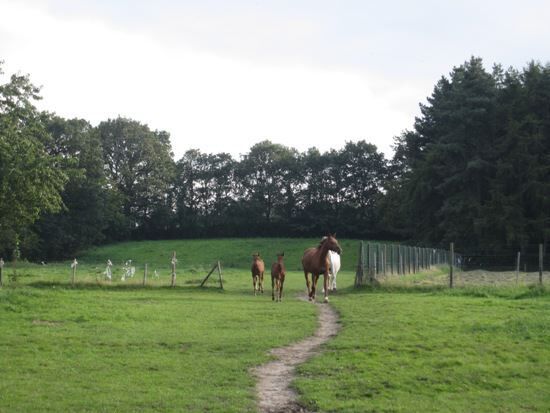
1;57;549;260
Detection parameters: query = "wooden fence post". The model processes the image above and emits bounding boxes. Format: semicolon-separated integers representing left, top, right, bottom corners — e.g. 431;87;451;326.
71;258;78;286
382;244;388;277
449;243;454;288
200;261;224;290
171;251;177;287
217;261;224;290
143;263;148;286
390;245;394;275
397;245;405;275
365;243;369;280
539;244;543;285
375;244;379;276
366;243;371;278
355;241;364;287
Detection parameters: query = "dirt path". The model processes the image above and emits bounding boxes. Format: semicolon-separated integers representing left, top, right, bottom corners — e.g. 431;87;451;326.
252;299;340;413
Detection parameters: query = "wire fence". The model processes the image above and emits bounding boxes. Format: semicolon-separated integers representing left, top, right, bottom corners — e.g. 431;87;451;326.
355;242;547;288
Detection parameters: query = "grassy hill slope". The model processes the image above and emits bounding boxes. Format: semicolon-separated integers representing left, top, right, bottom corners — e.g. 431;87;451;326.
78;238;363;271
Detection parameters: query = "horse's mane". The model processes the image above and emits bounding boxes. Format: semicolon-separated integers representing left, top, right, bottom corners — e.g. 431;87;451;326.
318;236;328;247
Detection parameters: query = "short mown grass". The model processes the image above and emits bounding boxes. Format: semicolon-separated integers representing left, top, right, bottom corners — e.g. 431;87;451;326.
1;238;549;412
294;283;550;412
0;266;320;412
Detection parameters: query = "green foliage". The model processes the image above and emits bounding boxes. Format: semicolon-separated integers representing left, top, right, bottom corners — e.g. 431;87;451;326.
29;116;119;259
97;117;175;239
0;62;67;254
387;57;550;251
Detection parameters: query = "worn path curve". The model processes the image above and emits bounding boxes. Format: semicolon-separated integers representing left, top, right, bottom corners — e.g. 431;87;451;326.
252;299;340;413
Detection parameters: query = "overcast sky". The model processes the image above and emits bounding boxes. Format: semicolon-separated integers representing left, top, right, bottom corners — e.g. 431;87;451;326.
1;0;549;159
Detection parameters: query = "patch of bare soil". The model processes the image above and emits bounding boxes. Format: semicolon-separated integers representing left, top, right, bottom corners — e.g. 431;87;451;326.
455;270;550;286
252;299;340;413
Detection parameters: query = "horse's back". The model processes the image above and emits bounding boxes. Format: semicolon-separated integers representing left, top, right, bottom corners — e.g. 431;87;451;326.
271;262;285;278
251;260;264;275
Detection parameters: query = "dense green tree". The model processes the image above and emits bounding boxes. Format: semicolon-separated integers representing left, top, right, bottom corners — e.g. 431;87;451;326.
29;116;127;258
174;149;236;236
97;117;175;238
481;62;550;250
235;141;301;234
388;57;550;252
337;141;387;236
0;63;67;256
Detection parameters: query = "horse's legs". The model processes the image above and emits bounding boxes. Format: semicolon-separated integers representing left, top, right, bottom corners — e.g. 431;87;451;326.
311;273;319;301
323;272;329;302
253;275;257;296
271;275;275;301
279;277;285;301
260;272;264;293
304;271;311;299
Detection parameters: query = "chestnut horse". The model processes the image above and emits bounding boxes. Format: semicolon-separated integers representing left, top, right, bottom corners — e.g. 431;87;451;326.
251;253;265;295
302;235;342;302
271;252;286;302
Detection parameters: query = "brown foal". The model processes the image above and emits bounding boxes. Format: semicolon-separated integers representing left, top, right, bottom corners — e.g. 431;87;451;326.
271;252;286;302
251;253;265;295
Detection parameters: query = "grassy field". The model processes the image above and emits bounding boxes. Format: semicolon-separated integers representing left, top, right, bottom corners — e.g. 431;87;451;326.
295;281;550;412
1;238;549;412
77;237;362;272
0;269;323;412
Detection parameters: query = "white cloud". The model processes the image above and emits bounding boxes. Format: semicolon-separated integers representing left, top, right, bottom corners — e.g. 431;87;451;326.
0;1;436;159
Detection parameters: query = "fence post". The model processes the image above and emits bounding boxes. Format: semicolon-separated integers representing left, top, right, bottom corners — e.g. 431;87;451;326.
355;241;364;287
539;244;544;285
171;251;177;287
376;244;380;275
365;242;372;280
0;258;4;287
449;243;454;288
143;263;148;286
217;261;224;289
390;245;394;275
71;258;78;286
383;244;387;277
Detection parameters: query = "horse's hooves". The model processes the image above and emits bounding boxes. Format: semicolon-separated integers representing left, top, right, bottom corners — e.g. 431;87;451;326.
324;297;329;303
